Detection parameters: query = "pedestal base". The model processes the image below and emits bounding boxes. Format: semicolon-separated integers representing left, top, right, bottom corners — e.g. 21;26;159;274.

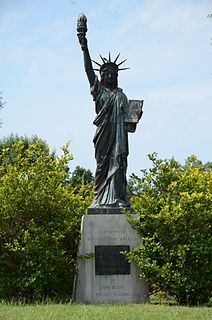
75;213;148;304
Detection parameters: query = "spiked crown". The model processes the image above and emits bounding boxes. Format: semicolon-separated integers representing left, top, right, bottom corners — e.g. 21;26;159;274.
92;53;129;74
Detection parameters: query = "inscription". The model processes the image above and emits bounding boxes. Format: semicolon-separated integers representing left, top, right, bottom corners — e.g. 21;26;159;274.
98;285;124;290
85;226;139;243
95;245;130;275
98;229;126;234
86;237;138;241
96;292;131;297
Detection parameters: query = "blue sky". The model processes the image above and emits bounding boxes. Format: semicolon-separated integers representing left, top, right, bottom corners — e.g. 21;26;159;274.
0;0;211;176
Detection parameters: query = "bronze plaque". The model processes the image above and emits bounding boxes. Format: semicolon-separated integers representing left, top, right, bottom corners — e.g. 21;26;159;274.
95;245;130;275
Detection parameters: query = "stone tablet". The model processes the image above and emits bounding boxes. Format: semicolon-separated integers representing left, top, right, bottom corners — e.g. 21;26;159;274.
124;100;143;124
95;245;130;275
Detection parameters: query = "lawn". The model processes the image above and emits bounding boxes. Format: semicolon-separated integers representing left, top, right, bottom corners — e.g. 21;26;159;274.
0;302;211;320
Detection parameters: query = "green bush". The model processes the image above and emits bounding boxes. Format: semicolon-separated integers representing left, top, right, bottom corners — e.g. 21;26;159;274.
0;136;92;301
126;154;212;305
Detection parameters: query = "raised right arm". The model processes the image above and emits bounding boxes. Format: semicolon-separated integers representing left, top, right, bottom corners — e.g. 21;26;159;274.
82;43;96;87
77;14;95;87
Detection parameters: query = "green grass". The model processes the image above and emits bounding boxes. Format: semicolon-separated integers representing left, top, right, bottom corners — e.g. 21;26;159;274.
0;302;211;320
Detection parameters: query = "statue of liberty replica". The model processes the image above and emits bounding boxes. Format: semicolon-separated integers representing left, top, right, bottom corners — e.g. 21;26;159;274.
75;14;148;304
77;14;143;210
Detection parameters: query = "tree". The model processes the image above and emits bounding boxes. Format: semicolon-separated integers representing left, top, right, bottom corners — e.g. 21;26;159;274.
126;153;212;305
0;134;56;173
69;165;94;199
185;154;212;171
0;135;92;301
70;165;94;187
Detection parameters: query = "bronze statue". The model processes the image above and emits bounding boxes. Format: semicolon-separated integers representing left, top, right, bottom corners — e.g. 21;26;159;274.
77;13;143;209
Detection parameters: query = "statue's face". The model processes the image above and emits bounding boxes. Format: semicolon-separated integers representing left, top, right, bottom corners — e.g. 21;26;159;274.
101;69;118;88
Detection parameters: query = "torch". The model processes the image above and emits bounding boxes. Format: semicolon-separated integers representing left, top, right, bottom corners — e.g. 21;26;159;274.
77;13;88;50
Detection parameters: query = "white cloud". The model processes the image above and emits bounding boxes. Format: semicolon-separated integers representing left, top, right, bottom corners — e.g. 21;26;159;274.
104;0;211;34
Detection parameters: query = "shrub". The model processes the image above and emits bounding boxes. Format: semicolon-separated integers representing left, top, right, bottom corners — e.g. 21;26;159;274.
0;136;92;301
126;153;212;305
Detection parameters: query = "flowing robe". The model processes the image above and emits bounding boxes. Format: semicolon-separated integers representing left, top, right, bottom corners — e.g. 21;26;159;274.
90;77;129;207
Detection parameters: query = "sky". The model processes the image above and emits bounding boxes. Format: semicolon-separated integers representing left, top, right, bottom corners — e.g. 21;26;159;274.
0;0;211;176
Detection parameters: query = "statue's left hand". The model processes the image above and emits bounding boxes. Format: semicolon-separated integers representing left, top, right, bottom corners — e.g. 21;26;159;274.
125;123;137;133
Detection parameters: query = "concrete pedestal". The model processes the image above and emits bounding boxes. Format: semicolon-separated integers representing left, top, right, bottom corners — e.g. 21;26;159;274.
75;212;148;304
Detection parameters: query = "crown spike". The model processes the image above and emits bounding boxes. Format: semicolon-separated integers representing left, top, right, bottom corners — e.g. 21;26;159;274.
99;55;106;63
114;53;120;64
92;60;101;67
117;58;127;66
118;67;130;71
108;52;111;62
93;53;129;73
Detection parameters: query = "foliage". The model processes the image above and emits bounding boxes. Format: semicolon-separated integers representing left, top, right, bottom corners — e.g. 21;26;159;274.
126;153;212;305
69;165;94;199
70;166;93;187
185;155;212;171
0;134;56;172
0;135;92;301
